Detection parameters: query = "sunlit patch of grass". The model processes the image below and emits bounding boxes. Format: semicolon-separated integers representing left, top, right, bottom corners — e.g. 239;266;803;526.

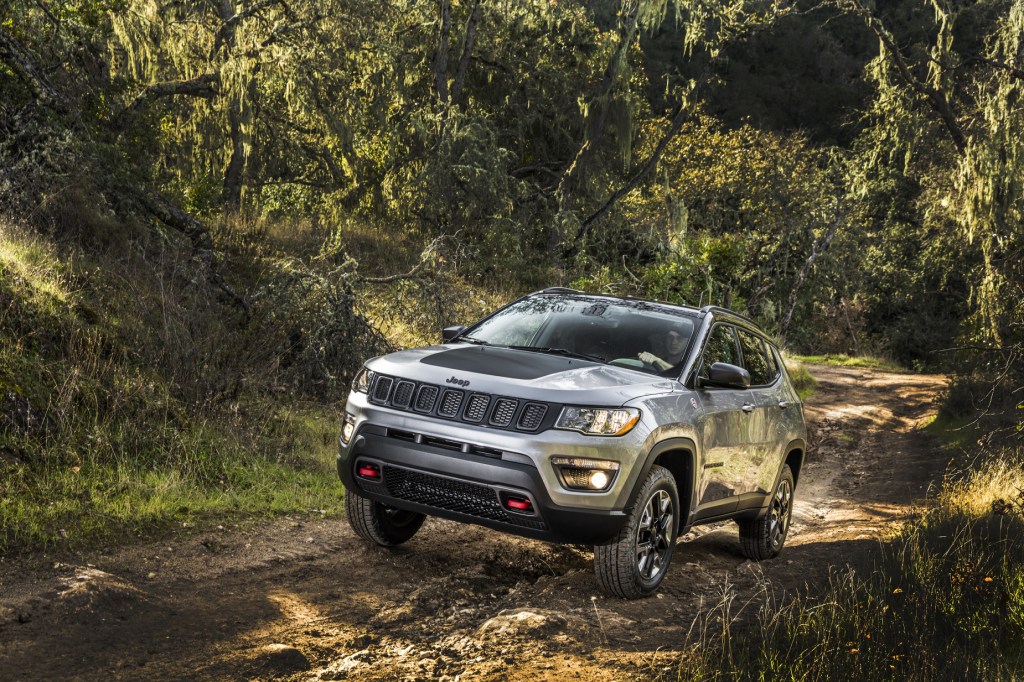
0;221;71;304
939;452;1024;518
921;414;988;453
792;353;906;372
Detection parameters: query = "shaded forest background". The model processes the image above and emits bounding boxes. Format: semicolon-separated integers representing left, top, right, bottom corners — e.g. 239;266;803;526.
1;0;1022;551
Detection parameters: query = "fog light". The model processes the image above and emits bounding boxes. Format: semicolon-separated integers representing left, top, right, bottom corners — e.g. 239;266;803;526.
589;470;609;489
341;414;356;444
551;456;619;491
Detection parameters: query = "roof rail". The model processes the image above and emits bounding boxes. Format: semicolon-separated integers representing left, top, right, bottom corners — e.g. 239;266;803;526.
700;305;761;328
537;287;582;295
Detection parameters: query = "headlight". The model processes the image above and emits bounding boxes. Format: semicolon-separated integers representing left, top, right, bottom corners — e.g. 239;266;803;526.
352;367;373;393
554;407;641;436
341;413;357;444
551;456;620;491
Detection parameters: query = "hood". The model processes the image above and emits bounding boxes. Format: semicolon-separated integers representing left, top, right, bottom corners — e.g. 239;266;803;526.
365;344;677;405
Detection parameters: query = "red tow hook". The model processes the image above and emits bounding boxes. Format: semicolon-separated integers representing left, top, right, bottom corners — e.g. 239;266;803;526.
505;496;532;512
357;463;381;479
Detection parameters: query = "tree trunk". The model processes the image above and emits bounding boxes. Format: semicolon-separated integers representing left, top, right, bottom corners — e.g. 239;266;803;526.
451;0;482;105
0;27;67;111
779;205;844;343
555;0;640;215
433;0;452;103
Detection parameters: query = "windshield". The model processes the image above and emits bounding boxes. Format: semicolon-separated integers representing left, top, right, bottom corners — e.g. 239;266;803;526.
461;295;697;375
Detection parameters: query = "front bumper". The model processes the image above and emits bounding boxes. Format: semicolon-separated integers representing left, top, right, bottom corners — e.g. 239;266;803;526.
338;413;640;545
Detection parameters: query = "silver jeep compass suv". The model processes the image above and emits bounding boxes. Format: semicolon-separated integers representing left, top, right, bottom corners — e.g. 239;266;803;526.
338;289;806;598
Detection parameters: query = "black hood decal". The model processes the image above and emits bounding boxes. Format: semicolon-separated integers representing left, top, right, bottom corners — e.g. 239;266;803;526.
418;345;596;380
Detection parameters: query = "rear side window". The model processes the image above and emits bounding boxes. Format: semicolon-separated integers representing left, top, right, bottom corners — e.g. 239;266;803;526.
738;330;774;386
699;324;740;378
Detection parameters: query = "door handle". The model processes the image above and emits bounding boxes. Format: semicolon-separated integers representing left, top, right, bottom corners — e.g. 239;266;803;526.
741;403;755;413
778;401;790;409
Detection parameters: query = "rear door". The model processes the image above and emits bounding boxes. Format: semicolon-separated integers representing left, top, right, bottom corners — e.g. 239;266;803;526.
735;329;778;502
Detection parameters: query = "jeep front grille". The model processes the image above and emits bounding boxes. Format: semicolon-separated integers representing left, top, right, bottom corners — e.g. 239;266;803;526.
415;385;438;412
392;380;415;408
518;403;548;431
463;394;489;422
366;373;556;433
489;398;517;427
382;465;546;531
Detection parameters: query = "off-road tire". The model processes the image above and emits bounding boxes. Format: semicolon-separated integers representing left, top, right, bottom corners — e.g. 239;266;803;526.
738;464;794;561
594;465;679;599
345;488;425;546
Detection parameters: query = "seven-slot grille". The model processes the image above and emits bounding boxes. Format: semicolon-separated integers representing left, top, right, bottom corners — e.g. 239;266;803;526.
367;373;554;432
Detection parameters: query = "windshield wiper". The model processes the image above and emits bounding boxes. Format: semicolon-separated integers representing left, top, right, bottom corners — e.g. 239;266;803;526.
456;335;491;345
506;345;605;364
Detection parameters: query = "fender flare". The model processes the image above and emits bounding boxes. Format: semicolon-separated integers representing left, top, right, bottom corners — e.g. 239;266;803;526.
618;436;698;521
753;437;807;519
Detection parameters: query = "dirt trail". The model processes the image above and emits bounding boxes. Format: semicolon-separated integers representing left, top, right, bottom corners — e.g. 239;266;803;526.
0;366;948;681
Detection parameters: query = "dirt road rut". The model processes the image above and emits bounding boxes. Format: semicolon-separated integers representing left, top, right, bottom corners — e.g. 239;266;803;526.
0;366;948;680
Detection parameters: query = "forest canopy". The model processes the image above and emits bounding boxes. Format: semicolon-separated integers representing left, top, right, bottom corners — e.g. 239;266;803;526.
1;0;1022;424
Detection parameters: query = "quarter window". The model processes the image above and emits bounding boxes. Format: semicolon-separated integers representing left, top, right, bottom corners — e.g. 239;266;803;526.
738;330;773;386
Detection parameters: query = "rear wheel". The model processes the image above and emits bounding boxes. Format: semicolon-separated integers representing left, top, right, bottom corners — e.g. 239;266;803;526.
738;465;794;561
345;488;425;546
594;465;679;599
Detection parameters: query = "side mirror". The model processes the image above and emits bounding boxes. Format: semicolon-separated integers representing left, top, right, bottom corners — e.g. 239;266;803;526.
701;362;751;389
442;325;467;343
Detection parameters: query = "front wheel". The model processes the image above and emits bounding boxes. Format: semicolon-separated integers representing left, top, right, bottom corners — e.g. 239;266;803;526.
738;465;794;561
594;465;679;599
345;488;425;546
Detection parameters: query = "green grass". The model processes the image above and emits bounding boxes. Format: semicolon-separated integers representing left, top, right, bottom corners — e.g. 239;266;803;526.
665;450;1024;681
791;353;906;372
0;400;346;552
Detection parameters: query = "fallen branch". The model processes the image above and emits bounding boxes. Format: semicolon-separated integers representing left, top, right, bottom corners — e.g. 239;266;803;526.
139;192;250;317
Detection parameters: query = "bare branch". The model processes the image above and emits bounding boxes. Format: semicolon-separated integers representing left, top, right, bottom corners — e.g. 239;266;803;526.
0;27;68;111
112;73;219;130
779;202;844;342
214;0;288;53
576;100;689;243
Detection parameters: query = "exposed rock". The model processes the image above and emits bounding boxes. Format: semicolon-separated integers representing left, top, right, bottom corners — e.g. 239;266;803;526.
58;567;147;615
477;609;569;640
254;643;310;675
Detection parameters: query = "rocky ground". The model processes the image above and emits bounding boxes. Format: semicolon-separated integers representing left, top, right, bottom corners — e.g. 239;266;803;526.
0;365;948;681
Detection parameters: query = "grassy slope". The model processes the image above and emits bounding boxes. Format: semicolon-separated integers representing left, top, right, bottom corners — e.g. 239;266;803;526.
0;221;343;553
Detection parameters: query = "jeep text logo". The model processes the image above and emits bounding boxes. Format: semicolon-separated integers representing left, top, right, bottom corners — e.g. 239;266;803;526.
446;376;470;387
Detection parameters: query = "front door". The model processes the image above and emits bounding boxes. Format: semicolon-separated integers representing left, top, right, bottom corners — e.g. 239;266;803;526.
694;324;753;518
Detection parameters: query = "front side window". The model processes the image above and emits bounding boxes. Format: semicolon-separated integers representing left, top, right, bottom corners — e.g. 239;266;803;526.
698;324;740;379
737;330;773;386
